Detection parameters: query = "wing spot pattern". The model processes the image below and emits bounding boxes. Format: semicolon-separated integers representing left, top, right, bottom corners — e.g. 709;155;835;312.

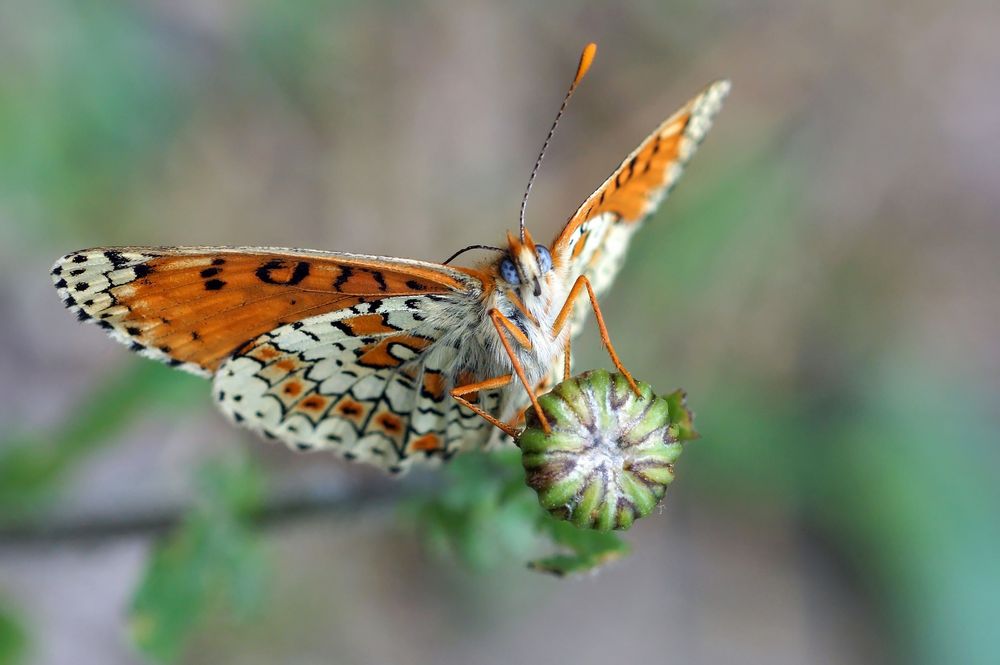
212;298;499;472
255;260;311;286
51;249;209;376
299;396;327;411
52;247;476;377
552;80;730;338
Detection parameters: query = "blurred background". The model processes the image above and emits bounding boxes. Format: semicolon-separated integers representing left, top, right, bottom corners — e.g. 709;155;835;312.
2;0;999;663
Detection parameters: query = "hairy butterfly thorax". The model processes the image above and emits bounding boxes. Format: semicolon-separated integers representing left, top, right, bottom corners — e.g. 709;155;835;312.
472;230;569;398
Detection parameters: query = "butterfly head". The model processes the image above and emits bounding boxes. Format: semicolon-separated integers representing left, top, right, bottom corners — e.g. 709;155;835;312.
500;230;553;298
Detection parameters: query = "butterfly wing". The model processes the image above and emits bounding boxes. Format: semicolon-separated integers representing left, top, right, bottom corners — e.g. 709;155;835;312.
551;80;731;336
51;246;481;374
213;295;501;472
52;247;498;471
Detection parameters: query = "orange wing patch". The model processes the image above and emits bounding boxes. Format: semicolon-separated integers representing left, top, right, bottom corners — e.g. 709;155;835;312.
51;247;480;375
420;371;447;401
356;334;434;369
547;80;730;342
298;395;328;412
409;433;443;453
554;80;731;254
571;123;685;228
336;398;370;426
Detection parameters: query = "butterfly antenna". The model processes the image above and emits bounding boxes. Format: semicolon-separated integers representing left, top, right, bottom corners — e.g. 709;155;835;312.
519;42;597;241
441;244;505;265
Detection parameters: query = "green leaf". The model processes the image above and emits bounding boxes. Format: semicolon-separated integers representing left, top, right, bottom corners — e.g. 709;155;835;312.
664;388;699;442
129;457;267;662
402;449;629;575
529;518;630;576
402;451;542;569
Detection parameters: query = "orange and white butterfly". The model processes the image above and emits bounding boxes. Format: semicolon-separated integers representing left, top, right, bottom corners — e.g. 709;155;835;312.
51;44;729;474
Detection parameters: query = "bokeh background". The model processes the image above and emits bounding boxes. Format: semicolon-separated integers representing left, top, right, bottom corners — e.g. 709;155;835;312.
2;1;999;663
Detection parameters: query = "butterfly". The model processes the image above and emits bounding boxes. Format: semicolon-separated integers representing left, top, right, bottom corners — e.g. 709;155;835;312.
51;43;729;474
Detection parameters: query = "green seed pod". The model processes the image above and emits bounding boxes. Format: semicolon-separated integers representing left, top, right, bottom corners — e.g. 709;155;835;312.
517;369;695;531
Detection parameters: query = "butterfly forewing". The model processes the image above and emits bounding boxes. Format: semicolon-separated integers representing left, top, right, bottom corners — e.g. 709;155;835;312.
553;80;731;336
51;247;481;375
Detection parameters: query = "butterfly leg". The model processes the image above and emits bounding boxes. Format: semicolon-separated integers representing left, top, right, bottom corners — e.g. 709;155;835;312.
552;275;640;395
450;374;520;438
449;309;553;436
509;375;552;430
489;309;552;433
563;335;572;381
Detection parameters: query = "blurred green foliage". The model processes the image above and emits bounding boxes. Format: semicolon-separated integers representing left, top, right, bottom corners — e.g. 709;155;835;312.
690;361;1000;665
529;520;629;576
0;363;202;521
816;368;1000;665
403;449;629;576
0;359;262;664
0;1;193;241
129;457;268;663
652;136;1000;663
0;603;26;665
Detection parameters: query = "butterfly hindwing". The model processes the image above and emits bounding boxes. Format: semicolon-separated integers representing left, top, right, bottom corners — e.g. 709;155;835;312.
51;246;482;375
552;80;731;335
213;295;501;472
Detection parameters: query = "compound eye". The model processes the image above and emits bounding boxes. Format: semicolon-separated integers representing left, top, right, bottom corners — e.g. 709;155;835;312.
500;258;520;284
536;245;552;273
